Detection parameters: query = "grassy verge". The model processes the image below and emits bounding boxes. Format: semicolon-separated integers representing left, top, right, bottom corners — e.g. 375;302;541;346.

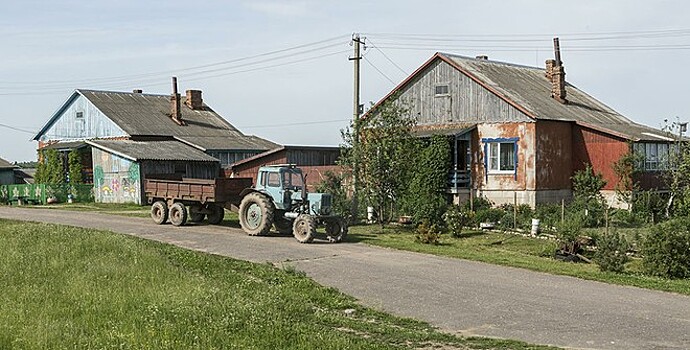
0;219;556;349
349;225;690;296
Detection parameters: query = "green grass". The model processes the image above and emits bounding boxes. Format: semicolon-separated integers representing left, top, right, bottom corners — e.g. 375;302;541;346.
349;225;690;296
0;219;556;350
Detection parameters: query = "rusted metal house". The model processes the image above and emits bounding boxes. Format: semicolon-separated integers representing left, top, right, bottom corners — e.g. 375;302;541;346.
229;145;341;191
369;40;671;207
33;83;277;203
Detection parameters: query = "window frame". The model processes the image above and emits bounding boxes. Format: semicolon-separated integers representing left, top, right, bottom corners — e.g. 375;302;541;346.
482;137;519;177
434;84;450;97
634;142;671;171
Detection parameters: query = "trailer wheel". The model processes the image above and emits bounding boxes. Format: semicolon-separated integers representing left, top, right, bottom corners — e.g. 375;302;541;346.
293;214;315;243
189;205;205;223
325;218;348;243
207;204;225;225
151;201;168;225
169;202;188;226
239;192;274;236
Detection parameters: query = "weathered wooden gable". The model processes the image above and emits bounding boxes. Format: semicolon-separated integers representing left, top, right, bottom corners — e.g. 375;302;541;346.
38;93;127;142
397;59;532;125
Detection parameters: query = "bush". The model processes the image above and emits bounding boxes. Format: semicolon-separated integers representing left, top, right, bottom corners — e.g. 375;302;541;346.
415;221;441;245
473;208;505;226
464;196;492;212
315;171;351;219
595;230;630;273
442;205;473;238
642;218;690;279
555;216;584;255
534;203;562;233
497;204;533;230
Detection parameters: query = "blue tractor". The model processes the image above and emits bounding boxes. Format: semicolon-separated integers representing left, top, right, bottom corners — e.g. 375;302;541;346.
237;164;347;243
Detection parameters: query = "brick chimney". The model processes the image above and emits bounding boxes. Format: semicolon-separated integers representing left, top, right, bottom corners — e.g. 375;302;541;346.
170;77;185;125
550;37;567;103
544;59;555;80
185;89;203;110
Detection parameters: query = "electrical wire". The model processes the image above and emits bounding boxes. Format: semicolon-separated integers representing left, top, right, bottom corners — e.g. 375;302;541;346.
363;55;397;85
366;39;408;76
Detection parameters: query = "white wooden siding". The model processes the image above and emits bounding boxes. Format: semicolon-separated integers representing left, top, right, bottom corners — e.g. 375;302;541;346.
40;94;127;142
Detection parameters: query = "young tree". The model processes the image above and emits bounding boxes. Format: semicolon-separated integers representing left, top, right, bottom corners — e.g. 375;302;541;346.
570;164;607;227
612;144;642;208
44;149;65;184
68;149;83;184
340;99;417;225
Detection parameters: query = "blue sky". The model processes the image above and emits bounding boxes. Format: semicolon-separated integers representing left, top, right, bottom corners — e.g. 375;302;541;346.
1;0;689;161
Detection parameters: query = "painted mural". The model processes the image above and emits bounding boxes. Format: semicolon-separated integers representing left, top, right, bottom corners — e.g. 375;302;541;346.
92;148;141;204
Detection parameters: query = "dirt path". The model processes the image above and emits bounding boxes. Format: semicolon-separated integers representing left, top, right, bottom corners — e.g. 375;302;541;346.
1;207;688;350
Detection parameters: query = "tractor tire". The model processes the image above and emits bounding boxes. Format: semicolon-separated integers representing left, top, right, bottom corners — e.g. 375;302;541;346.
292;214;316;243
151;201;168;225
325;218;348;243
239;192;274;236
207;204;225;225
189;205;205;223
273;215;294;234
169;202;188;226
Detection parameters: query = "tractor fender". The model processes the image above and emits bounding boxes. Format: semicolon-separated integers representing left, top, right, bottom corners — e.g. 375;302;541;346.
239;188;268;200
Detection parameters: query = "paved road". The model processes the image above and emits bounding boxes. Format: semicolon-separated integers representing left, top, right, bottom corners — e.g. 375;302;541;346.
1;207;689;350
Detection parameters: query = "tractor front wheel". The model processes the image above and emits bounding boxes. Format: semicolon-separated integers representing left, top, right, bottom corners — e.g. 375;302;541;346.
293;214;316;243
325;218;348;243
239;192;274;236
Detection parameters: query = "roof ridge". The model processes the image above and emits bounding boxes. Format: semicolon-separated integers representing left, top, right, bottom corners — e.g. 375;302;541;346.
439;53;545;71
77;89;170;97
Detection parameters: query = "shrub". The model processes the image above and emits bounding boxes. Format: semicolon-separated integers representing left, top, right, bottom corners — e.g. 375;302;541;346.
473;208;505;226
642;218;690;279
415;221;441;245
555;216;584;255
464;196;492;212
595;230;630;273
442;205;472;238
315;171;351;219
534;203;562;233
497;204;533;230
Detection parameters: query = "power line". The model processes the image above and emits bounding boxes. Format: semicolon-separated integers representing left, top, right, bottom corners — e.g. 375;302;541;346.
0;123;36;135
367;39;408;76
363;55;397;85
239;118;350;130
0;34;351;87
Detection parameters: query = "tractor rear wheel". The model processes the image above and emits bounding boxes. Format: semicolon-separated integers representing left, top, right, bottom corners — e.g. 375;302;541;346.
151;201;168;225
239;192;274;236
207;204;225;225
293;214;315;243
169;202;188;226
325;218;348;243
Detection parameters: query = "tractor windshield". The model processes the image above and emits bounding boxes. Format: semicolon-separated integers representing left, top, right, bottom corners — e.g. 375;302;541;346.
281;168;304;189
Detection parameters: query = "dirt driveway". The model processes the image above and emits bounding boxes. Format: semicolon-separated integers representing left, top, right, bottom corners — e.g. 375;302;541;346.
1;207;689;350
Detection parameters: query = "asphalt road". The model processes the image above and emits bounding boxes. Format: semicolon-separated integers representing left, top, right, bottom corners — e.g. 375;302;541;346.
1;207;689;350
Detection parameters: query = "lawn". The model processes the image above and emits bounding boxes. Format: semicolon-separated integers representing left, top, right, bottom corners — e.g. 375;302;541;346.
0;219;556;350
348;225;690;296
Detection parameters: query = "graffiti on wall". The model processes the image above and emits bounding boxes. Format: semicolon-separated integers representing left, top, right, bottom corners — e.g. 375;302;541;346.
93;150;141;204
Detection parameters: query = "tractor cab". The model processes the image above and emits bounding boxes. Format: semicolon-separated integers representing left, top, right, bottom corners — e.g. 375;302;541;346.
255;164;331;216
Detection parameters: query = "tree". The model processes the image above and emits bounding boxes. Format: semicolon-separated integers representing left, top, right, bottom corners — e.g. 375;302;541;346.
340;98;417;225
612;144;642;208
570;164;607;227
35;149;65;184
402;135;451;225
68;149;83;184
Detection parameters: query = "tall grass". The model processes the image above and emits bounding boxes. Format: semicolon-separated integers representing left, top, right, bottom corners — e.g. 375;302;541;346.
0;219;554;349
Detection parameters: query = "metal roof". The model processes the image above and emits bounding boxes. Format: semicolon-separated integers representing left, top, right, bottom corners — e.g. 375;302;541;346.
440;54;668;142
41;140;88;150
0;157;15;169
86;139;219;162
36;89;277;151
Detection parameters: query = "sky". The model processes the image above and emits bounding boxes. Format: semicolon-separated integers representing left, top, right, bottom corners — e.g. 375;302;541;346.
1;0;690;162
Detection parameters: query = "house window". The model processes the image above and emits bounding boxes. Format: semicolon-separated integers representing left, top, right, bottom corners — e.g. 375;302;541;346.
633;142;670;171
483;137;518;174
434;85;449;96
76;111;84;119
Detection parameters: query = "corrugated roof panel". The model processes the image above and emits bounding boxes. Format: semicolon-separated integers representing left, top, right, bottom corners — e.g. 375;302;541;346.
87;139;220;162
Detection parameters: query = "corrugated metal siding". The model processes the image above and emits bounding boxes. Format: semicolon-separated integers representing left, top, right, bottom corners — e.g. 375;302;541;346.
572;125;627;191
535;120;573;189
40;94;127;142
208;150;265;168
397;60;532;125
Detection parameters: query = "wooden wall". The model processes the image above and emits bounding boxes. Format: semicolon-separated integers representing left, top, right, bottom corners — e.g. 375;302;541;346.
40;94;127;142
396;60;532;125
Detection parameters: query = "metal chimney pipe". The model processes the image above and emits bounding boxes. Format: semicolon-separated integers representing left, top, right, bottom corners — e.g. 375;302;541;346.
553;38;562;65
171;77;182;123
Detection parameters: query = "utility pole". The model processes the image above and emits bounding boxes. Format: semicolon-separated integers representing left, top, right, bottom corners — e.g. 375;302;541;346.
349;33;364;222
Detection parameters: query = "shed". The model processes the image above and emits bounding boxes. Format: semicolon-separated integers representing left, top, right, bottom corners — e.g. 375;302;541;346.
86;139;220;204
